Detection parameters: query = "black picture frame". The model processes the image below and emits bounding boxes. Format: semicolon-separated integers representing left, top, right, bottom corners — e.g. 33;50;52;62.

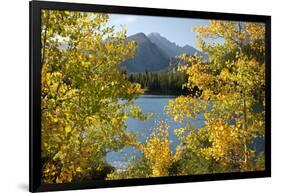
29;1;271;192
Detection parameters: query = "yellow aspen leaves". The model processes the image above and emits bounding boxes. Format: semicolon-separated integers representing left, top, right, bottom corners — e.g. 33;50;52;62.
64;125;71;133
167;21;265;173
41;10;146;183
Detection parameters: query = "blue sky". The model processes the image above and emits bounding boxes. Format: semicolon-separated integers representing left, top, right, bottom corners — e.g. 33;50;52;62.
108;14;210;49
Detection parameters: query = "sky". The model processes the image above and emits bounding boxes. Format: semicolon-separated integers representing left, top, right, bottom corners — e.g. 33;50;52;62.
108;14;210;48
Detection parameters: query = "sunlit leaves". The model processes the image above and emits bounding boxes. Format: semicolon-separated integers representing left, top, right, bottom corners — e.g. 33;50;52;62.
140;121;173;177
166;96;208;121
168;21;265;173
41;10;145;183
41;11;266;181
106;21;266;179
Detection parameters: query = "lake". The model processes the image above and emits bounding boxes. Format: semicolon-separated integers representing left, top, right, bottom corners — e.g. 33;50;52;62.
105;94;205;169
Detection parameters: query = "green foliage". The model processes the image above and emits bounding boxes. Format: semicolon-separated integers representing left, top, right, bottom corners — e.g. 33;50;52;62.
127;70;188;95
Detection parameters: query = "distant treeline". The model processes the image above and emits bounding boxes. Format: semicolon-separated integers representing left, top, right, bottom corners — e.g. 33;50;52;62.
125;70;195;95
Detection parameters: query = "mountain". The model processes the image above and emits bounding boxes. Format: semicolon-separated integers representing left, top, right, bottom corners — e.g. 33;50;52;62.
147;32;183;58
121;33;170;72
121;32;207;73
147;32;207;59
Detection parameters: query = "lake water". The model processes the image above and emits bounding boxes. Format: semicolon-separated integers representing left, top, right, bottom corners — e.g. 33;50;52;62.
105;95;205;169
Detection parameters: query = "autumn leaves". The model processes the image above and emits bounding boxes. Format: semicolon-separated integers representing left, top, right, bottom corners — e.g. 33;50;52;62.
41;10;265;183
41;10;147;183
109;21;265;178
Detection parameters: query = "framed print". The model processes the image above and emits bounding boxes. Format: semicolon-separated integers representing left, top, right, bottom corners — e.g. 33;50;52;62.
29;1;271;192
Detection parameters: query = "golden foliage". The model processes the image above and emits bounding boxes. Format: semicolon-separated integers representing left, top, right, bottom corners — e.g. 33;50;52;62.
167;21;265;172
41;10;148;183
41;14;266;182
141;121;172;177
